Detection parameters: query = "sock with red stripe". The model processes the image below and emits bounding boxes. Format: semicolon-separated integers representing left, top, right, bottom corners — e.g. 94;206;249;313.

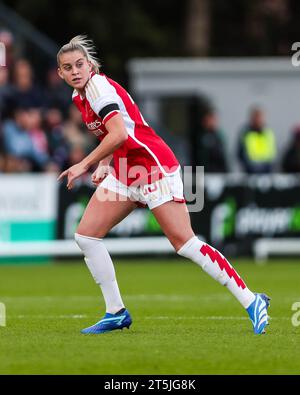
177;236;255;308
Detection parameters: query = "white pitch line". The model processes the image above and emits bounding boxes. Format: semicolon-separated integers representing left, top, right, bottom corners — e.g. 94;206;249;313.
8;315;288;321
145;316;249;320
145;316;290;321
13;314;88;319
0;294;232;302
10;315;247;320
1;293;299;303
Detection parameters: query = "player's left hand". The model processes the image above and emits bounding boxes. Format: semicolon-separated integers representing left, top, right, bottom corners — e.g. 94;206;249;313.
57;162;89;190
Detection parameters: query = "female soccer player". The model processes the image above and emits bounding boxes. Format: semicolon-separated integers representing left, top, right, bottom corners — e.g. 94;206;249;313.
57;36;270;335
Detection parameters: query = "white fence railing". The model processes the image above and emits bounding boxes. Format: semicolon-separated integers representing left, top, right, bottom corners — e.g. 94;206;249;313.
0;237;176;258
254;238;300;262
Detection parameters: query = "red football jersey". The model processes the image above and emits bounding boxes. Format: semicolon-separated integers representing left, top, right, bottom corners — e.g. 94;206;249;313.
72;72;180;185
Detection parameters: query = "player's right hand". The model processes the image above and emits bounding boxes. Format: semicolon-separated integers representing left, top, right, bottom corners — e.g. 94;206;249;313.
57;162;89;190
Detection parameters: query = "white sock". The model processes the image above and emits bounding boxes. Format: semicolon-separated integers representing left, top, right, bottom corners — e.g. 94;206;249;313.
75;233;125;314
177;236;255;308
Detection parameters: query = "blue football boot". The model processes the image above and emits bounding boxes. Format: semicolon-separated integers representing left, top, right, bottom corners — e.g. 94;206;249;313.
81;309;132;334
246;293;271;334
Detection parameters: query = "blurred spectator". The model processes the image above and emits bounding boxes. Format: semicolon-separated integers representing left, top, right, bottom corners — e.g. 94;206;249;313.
0;133;5;172
26;107;59;174
0;66;11;119
6;59;44;116
3;155;33;173
63;104;97;152
196;110;228;172
150;119;190;167
44;107;70;171
44;66;71;117
0;30;15;68
66;144;88;168
2;106;49;172
281;126;300;173
27;108;48;156
237;107;277;173
0;155;5;172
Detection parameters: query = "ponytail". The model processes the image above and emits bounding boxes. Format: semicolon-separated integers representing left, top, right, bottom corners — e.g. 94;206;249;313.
57;35;101;73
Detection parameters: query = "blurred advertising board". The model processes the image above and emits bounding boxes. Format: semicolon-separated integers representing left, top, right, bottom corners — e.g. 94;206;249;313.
191;174;300;255
3;173;299;256
57;174;300;256
0;174;57;242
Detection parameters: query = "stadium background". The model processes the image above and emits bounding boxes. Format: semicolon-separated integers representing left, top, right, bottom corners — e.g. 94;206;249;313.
0;0;300;375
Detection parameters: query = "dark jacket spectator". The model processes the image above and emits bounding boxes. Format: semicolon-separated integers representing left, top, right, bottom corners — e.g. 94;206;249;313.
6;59;45;117
0;67;12;120
44;108;70;170
196;111;228;172
282;126;300;173
44;67;71;117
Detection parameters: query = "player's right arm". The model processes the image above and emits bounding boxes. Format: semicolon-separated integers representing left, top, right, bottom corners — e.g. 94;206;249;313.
81;74;128;170
58;75;127;189
57;113;127;189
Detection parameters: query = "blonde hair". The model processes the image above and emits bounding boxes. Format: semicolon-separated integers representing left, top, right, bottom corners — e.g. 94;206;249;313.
57;35;101;73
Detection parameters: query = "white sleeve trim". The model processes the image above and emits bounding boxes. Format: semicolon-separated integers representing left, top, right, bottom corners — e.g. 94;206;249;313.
85;74;119;115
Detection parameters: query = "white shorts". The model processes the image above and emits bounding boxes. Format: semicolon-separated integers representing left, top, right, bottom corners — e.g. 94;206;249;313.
99;170;185;210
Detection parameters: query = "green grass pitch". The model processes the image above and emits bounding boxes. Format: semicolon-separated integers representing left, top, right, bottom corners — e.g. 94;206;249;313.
0;258;299;374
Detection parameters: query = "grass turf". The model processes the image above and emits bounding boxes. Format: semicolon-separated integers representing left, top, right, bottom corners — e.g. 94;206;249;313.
0;258;299;374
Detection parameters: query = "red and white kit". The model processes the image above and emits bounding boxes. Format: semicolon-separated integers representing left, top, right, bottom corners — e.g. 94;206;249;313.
73;75;258;321
73;72;184;209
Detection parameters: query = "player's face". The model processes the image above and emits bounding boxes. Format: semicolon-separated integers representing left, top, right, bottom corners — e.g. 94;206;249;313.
58;50;91;91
